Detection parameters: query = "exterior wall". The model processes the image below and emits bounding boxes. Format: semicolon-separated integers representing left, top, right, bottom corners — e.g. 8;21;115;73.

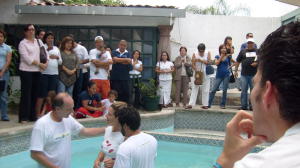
170;13;281;60
0;0;174;27
281;8;300;25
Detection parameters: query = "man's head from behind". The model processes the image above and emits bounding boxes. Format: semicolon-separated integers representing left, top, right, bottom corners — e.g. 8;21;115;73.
52;93;74;120
250;21;300;142
115;107;141;137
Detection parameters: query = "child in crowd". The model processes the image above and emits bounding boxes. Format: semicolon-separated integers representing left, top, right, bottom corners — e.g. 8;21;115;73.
39;91;56;117
101;90;118;116
75;81;104;119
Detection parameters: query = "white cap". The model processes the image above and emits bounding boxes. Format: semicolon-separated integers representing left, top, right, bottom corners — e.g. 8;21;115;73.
95;36;104;41
247;38;255;43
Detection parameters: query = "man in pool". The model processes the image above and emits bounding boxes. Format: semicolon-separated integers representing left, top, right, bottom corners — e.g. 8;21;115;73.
104;107;157;168
214;22;300;168
30;93;106;168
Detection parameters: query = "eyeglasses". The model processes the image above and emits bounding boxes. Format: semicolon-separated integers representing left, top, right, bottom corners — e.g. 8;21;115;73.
28;28;35;32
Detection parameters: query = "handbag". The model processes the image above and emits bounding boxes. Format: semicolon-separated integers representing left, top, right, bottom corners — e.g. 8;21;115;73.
194;71;203;85
38;39;47;64
206;64;214;75
185;66;193;77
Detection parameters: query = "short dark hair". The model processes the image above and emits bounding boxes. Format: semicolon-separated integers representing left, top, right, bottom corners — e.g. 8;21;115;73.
37;29;45;36
224;36;232;45
108;90;118;98
258;21;300;124
160;51;170;61
115;107;141;131
246;33;253;37
179;46;187;52
87;81;96;89
24;24;34;32
0;30;7;39
42;31;54;44
111;101;127;117
197;43;206;51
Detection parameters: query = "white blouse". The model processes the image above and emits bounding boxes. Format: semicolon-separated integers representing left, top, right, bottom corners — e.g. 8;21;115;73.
156;61;174;81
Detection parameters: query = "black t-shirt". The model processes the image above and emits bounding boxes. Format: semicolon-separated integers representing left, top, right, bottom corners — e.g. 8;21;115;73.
76;91;101;109
237;49;258;76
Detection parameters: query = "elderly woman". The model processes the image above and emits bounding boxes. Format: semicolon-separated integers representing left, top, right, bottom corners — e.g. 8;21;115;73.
174;46;192;108
18;24;47;123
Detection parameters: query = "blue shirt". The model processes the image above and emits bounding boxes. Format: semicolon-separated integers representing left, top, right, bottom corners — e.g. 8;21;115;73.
110;49;132;80
76;91;101;109
0;43;12;70
215;55;231;79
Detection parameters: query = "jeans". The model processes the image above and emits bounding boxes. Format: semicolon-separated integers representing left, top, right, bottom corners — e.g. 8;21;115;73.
209;76;230;107
0;71;9;120
57;80;74;96
241;75;254;109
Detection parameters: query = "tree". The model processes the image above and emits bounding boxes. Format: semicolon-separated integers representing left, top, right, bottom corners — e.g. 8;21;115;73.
185;0;250;16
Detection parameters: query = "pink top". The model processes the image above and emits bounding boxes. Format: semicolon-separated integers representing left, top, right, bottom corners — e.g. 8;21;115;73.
18;38;40;72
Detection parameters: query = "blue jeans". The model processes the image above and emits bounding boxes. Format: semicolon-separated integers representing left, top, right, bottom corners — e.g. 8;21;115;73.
209;76;230;107
241;75;254;109
0;72;9;120
57;80;74;96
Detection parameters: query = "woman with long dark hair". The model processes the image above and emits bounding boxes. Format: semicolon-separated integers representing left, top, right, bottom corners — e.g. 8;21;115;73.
156;51;174;108
129;50;143;108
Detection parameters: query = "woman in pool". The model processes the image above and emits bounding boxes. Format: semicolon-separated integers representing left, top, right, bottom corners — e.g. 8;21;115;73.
93;101;127;168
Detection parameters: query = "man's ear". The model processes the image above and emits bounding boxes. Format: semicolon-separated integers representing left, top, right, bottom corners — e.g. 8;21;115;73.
263;81;278;110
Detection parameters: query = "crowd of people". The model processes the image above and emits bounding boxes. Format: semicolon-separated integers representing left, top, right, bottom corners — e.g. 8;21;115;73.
0;23;259;122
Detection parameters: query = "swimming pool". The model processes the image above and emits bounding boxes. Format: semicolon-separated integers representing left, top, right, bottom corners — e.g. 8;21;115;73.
0;136;222;168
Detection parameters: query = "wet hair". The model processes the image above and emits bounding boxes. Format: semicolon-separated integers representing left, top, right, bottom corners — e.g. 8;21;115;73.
258;21;300;124
179;46;187;52
87;81;96;89
111;101;127;117
218;44;226;55
224;36;232;45
42;31;54;44
60;36;75;51
24;24;34;32
197;43;206;51
108;90;118;98
0;30;6;39
115;107;141;131
132;50;141;60
160;51;170;61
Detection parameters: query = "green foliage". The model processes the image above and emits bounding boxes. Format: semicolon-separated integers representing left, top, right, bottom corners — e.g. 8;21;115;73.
54;0;125;5
139;79;159;98
9;47;20;76
185;0;250;16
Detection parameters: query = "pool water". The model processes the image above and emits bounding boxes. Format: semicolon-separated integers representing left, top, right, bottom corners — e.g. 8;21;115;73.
0;136;222;168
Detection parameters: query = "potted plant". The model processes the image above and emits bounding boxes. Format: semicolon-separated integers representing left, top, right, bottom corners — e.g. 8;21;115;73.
139;79;160;111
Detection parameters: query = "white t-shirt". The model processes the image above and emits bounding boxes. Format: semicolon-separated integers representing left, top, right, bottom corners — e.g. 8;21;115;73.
43;45;62;75
113;132;157;168
234;122;300;168
101;126;124;159
89;49;112;80
129;60;142;77
156;61;174;81
73;44;89;73
30;112;84;168
101;99;114;115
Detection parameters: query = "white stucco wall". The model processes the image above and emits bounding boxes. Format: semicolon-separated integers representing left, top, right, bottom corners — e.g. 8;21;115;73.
170;13;281;60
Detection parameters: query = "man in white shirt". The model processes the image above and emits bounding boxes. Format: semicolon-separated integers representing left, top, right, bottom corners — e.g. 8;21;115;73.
73;41;90;105
89;36;113;99
30;93;106;168
105;107;157;168
215;22;300;168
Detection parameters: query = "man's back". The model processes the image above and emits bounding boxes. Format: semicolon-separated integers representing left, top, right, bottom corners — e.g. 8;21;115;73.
114;132;157;168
